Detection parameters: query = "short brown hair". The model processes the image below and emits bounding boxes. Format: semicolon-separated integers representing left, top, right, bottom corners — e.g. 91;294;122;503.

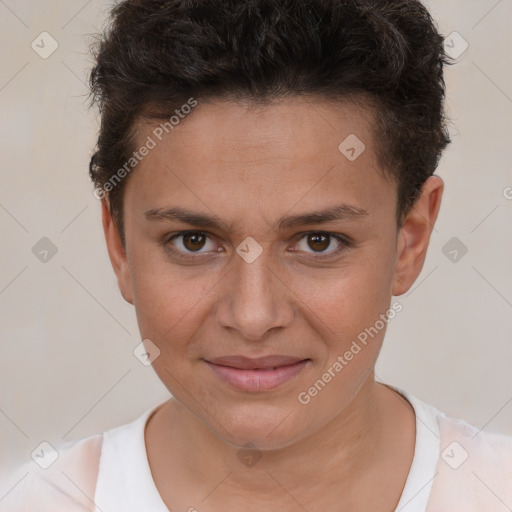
89;0;451;246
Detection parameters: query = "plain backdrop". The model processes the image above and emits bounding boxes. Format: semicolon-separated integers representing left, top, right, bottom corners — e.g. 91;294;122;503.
1;0;511;493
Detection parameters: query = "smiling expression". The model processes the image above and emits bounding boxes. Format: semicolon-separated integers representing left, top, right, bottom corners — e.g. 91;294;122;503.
105;95;419;449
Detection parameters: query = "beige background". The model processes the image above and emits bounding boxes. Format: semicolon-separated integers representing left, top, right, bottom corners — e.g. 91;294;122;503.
1;0;511;494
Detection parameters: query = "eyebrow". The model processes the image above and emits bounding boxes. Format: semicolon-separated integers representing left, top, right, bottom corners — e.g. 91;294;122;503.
143;204;369;231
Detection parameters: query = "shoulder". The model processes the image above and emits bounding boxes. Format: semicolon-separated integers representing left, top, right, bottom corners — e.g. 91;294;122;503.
1;404;164;512
0;434;103;512
428;409;512;510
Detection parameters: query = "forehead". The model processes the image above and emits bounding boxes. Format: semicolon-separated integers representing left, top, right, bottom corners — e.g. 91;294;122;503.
124;96;396;229
137;96;375;165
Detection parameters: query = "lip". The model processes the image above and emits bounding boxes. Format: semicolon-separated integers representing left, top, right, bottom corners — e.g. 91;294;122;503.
204;355;310;392
207;355;306;370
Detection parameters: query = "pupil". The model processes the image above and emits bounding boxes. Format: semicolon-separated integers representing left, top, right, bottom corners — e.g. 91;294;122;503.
308;233;329;252
184;232;205;251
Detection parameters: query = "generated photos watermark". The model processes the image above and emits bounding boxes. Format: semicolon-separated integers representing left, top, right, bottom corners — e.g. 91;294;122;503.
93;97;198;200
297;301;403;405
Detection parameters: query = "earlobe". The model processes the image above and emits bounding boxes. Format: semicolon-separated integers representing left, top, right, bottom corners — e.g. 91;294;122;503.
392;175;444;296
101;198;134;305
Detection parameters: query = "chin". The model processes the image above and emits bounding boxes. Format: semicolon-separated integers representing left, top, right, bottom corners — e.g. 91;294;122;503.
208;403;308;451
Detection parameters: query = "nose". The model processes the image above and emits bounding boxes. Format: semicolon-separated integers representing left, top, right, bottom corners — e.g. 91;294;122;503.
216;250;295;341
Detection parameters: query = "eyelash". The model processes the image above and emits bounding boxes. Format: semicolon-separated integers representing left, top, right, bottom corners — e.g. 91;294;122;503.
161;230;352;261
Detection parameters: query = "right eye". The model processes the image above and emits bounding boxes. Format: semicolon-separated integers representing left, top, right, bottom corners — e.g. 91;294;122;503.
164;231;222;258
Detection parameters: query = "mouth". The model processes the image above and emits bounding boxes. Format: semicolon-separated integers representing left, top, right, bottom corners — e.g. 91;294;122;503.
204;355;311;392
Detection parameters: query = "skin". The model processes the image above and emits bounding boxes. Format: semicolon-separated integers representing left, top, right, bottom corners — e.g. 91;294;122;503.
101;96;443;511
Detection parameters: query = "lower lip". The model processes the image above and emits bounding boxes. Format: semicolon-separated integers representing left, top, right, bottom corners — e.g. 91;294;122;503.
205;360;309;392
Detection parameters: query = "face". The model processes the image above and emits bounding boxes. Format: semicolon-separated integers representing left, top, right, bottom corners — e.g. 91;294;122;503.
103;96;439;450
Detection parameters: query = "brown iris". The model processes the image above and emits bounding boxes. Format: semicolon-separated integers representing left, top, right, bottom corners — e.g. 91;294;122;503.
182;232;207;251
307;233;330;252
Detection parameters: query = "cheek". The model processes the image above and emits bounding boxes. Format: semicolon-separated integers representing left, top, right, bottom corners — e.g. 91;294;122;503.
292;259;395;414
289;249;397;386
129;249;213;347
292;249;395;334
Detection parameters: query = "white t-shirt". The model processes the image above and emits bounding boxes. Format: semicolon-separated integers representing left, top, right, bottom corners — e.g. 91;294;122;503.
2;386;512;511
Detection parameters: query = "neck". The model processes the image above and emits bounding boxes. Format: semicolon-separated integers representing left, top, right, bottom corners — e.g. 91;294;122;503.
145;377;415;511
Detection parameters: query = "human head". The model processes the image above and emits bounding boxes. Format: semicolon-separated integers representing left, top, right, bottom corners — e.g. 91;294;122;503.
90;0;448;450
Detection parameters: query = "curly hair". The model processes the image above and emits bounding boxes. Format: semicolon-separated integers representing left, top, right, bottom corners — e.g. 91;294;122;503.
88;0;451;247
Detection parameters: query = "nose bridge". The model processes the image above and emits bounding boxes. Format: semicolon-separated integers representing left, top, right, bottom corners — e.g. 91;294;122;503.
219;249;293;340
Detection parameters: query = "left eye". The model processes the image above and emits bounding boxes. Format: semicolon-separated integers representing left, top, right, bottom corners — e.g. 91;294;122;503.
295;232;345;254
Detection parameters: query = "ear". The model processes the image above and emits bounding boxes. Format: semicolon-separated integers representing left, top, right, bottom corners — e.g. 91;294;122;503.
392;175;444;296
101;198;134;304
